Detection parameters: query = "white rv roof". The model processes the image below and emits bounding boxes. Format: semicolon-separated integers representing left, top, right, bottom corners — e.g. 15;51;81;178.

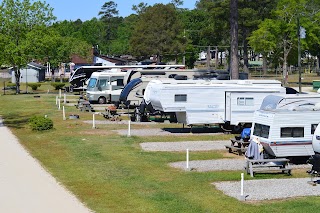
90;71;127;77
149;79;282;85
260;94;320;110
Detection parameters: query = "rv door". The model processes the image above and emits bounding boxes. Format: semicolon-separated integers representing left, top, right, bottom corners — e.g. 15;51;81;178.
312;123;320;153
225;92;231;122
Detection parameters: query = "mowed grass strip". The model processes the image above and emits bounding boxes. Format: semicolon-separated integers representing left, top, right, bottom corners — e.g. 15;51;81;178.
0;94;319;212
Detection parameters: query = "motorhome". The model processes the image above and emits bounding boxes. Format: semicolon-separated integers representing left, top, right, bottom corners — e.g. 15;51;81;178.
69;64;185;91
251;95;320;157
86;71;126;104
141;79;288;131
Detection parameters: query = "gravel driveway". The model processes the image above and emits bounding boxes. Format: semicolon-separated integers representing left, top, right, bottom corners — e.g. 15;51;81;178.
140;140;230;151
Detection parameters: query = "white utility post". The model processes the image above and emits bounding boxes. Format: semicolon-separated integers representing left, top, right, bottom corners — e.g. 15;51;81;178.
186;149;190;171
92;113;96;129
62;106;66;120
127;120;131;137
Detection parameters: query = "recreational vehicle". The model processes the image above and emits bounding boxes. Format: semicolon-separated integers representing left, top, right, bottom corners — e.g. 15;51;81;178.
251;95;320;157
86;72;126;104
69;64;185;91
119;69;235;106
141;79;288;131
312;124;320;154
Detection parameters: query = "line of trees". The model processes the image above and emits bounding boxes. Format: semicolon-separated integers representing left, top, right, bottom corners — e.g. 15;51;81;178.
1;0;320;93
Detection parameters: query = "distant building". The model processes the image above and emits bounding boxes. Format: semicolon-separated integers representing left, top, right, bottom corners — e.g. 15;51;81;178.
11;62;46;83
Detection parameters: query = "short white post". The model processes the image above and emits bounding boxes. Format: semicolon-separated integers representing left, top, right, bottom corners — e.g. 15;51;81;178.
64;93;66;104
59;89;62;98
186;149;190;171
240;173;245;201
127;120;131;137
47;89;49;94
92;113;96;129
55;96;58;105
58;99;61;110
62;106;66;120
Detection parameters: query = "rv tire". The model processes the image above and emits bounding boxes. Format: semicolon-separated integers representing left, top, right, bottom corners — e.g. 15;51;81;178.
232;125;242;134
98;97;106;104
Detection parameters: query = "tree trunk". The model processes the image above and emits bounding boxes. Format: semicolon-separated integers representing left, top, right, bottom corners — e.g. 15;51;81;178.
230;0;239;79
262;54;267;75
283;49;288;84
242;29;249;73
14;66;21;94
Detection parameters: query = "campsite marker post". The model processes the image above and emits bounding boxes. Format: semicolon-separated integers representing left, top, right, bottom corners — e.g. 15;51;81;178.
59;89;62;98
58;99;61;110
62;106;66;120
55;96;58;105
186;149;190;171
127;120;131;137
240;173;245;201
92;113;96;129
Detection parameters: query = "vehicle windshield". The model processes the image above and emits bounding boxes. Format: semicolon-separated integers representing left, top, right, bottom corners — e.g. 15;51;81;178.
87;78;97;91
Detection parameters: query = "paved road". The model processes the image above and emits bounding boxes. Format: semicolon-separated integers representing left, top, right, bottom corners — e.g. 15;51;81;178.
0;119;92;213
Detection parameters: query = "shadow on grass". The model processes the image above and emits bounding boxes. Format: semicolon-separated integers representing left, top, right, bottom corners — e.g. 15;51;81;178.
2;113;36;129
162;127;223;134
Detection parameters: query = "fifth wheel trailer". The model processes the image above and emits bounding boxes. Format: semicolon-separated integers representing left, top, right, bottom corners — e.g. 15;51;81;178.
141;79;289;131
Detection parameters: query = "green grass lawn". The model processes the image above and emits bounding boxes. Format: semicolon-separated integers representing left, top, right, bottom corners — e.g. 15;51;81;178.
0;90;320;212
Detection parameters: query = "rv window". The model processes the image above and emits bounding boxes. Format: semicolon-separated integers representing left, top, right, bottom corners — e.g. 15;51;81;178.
253;123;270;138
98;79;109;90
88;78;97;88
237;97;254;106
175;94;187;102
281;127;304;138
312;124;318;134
117;79;124;86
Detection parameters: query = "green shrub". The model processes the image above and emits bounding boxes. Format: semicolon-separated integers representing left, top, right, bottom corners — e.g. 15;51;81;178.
27;83;41;90
7;82;15;87
29;115;53;131
51;82;65;90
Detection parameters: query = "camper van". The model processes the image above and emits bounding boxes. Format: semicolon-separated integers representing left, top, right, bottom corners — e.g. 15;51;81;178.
86;72;126;104
251;95;320;157
141;79;287;131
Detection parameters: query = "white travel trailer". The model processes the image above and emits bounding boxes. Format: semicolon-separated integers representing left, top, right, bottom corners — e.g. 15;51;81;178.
86;71;126;104
142;79;287;130
251;96;320;157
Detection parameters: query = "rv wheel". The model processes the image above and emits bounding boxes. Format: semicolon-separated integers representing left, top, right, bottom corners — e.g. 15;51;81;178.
98;97;106;104
233;125;242;134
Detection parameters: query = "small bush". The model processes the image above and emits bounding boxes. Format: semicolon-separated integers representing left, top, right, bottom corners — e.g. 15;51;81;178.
51;82;65;90
29;115;53;131
7;82;15;87
27;83;41;90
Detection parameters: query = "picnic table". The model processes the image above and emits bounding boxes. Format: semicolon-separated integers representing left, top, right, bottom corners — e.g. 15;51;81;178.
225;139;250;155
245;158;291;177
76;100;94;112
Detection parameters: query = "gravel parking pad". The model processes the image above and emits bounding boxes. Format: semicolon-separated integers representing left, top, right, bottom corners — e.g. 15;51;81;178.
140;141;230;151
213;178;320;201
169;159;246;172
